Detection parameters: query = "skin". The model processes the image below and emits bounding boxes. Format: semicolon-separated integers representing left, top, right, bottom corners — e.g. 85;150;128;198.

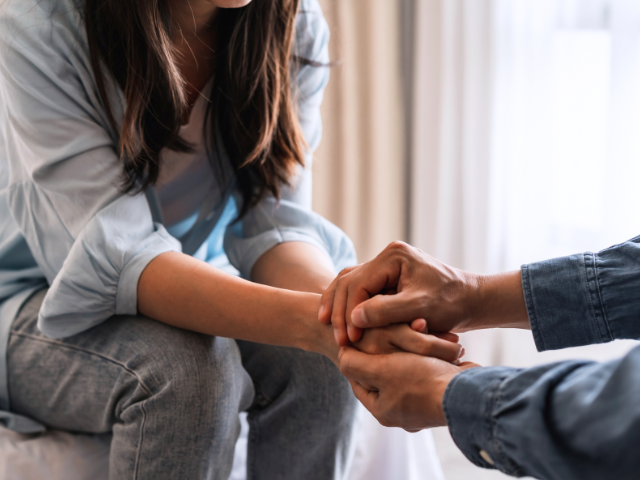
319;241;530;345
138;3;464;367
138;252;464;366
339;347;479;430
169;0;252;109
319;241;530;430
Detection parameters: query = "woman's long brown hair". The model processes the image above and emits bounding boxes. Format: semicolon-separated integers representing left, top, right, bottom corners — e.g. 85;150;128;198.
82;0;307;217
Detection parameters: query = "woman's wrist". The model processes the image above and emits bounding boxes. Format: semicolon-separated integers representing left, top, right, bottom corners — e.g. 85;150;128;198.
292;292;339;363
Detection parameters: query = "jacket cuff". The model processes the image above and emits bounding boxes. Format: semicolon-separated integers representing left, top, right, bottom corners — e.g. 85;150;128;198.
443;367;524;477
521;253;612;352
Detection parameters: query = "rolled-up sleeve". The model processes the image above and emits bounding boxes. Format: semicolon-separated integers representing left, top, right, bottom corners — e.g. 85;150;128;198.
224;0;357;277
0;2;181;338
521;235;640;351
224;196;356;278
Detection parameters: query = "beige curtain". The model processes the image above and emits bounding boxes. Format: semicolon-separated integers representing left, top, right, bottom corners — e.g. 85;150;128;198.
312;0;407;263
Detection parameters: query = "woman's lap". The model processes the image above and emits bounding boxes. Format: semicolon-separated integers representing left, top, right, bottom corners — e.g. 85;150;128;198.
6;289;357;480
7;289;253;479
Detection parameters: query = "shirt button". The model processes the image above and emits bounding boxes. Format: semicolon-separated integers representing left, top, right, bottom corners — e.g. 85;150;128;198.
479;449;495;465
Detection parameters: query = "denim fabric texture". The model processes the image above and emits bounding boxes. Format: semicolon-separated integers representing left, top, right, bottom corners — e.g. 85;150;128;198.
8;290;358;480
443;236;640;480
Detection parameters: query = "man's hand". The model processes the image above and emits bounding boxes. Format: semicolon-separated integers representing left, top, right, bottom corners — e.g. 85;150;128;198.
318;241;479;345
339;347;479;431
319;241;529;346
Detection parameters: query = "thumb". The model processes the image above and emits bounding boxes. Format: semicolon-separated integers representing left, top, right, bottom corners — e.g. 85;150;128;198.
351;291;425;329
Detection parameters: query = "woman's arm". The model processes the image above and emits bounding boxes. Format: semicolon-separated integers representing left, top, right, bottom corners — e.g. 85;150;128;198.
138;251;338;360
251;242;336;294
138;250;464;366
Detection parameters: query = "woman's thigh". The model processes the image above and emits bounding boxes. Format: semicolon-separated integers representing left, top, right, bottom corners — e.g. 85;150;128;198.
7;290;253;433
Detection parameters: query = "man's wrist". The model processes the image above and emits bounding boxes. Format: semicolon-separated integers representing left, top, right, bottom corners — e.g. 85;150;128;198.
475;270;530;330
434;371;458;426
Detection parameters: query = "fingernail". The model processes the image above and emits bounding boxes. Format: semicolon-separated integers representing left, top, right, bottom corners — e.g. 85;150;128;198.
318;304;326;321
459;347;466;358
352;306;368;327
338;347;347;360
334;329;340;345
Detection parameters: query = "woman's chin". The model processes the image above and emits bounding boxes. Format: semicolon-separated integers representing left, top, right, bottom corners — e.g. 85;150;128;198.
210;0;253;8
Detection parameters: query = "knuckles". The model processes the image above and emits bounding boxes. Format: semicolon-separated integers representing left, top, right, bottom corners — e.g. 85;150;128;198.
384;240;412;256
338;265;358;278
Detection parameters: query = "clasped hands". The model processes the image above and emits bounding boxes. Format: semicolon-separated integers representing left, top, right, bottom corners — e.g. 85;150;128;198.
317;241;490;432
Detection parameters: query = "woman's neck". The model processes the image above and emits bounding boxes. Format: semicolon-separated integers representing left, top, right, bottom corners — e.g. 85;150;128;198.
169;1;218;110
170;0;218;39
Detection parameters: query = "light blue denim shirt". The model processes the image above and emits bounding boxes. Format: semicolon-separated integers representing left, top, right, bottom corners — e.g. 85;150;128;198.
0;0;355;432
444;236;640;480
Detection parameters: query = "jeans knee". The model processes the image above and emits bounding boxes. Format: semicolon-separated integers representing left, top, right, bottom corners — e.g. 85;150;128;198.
301;355;358;425
250;348;358;428
130;324;253;423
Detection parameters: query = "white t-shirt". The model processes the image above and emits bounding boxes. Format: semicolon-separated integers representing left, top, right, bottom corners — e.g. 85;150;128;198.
156;87;216;226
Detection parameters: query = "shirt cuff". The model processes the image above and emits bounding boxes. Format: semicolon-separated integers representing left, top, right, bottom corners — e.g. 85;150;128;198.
443;366;524;477
116;225;183;316
521;253;612;352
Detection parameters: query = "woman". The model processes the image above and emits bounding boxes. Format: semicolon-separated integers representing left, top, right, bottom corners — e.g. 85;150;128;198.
0;0;462;478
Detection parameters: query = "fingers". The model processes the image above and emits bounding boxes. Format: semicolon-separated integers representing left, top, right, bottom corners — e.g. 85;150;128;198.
330;278;351;346
344;282;371;343
351;291;425;329
348;379;379;414
330;247;408;343
433;332;460;343
319;266;357;325
339;347;384;386
411;318;427;333
386;327;462;363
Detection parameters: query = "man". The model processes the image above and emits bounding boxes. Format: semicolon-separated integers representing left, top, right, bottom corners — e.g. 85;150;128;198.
319;239;640;480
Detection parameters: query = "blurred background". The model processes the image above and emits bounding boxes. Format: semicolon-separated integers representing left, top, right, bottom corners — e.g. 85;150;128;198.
313;0;640;478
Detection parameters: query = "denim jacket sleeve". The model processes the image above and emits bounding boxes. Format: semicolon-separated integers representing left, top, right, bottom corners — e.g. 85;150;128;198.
443;236;640;479
224;0;357;277
444;346;640;480
522;235;640;351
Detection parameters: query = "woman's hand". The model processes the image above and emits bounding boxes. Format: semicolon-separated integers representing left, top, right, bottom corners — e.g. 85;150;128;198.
350;321;465;390
354;321;463;361
306;310;464;370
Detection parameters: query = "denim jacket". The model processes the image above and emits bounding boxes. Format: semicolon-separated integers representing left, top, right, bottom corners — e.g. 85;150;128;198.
443;236;640;480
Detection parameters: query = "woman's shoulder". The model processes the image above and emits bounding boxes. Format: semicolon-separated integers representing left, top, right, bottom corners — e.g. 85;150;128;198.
0;0;85;54
295;0;330;59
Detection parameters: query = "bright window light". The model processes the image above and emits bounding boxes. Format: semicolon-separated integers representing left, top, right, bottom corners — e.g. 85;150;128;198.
550;31;610;230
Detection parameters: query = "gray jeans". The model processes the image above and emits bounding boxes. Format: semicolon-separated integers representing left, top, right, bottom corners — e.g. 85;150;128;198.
6;290;357;480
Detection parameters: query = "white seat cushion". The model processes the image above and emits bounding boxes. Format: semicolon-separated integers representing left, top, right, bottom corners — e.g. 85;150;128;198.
0;407;445;480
